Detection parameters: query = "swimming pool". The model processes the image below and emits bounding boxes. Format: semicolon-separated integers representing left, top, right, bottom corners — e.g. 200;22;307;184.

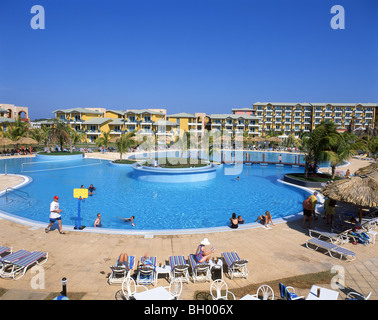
0;152;309;231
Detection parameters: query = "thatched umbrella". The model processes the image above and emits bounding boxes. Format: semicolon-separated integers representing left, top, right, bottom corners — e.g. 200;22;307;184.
322;170;378;222
354;162;378;176
109;137;120;143
0;137;16;153
0;137;16;146
251;136;266;142
16;137;38;145
267;136;282;143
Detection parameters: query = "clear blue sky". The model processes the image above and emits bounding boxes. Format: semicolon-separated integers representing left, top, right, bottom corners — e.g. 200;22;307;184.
0;0;377;120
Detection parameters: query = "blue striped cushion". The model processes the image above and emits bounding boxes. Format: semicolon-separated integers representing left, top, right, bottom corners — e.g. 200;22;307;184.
169;255;187;268
188;254;208;268
222;252;247;267
0;246;11;255
141;256;156;266
0;250;30;263
13;251;47;267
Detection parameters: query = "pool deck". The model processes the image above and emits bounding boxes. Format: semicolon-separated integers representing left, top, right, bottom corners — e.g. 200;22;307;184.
0;153;377;300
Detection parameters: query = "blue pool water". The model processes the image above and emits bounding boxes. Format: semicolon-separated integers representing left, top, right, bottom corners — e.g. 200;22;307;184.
0;153;309;230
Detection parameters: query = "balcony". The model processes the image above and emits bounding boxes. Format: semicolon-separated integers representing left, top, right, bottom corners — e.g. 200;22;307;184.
85;130;101;135
156;131;174;136
139;130;154;135
141;120;154;125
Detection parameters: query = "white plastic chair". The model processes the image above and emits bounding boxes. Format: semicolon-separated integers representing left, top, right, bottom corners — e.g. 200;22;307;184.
251;284;275;300
210;279;235;300
121;276;148;300
164;278;183;300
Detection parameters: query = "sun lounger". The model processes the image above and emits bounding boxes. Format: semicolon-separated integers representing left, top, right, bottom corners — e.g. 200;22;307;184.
169;255;189;283
0;251;48;280
221;251;249;279
309;229;350;245
0;249;31;268
0;246;12;257
361;217;378;231
188;254;211;282
306;238;356;261
136;256;157;286
108;255;135;285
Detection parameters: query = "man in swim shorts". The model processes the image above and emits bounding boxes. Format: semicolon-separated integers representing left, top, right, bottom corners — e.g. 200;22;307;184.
302;196;313;229
45;196;65;234
88;184;96;196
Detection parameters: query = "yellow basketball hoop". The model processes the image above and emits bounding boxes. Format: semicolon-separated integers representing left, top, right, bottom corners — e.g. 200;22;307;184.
73;188;88;199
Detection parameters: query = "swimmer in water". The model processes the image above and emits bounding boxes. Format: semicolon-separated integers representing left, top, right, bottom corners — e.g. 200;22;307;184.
117;215;135;227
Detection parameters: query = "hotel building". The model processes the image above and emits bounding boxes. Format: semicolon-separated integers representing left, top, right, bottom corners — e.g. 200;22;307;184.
53;107;167;143
249;102;377;138
0;103;29;133
206;114;261;137
43;102;377;143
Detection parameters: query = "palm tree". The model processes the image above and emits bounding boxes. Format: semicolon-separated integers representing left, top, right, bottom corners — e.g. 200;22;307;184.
140;135;156;162
173;134;188;159
70;129;86;150
304;122;367;179
4;117;29;141
95;131;111;150
200;130;221;162
49;120;71;152
323;131;367;179
29;128;45;145
116;131;135;160
364;135;378;159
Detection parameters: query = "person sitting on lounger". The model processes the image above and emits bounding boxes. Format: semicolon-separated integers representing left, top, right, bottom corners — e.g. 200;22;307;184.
118;253;130;270
138;252;154;267
195;238;215;263
255;211;274;227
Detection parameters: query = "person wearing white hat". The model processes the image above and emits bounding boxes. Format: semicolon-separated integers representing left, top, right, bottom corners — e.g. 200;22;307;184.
195;238;215;263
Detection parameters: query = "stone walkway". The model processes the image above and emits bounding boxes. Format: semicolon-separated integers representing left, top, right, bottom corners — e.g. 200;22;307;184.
0;214;377;300
0;154;377;300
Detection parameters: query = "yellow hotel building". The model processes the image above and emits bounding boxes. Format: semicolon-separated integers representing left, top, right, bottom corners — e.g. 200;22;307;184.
51;102;377;143
53;107;167;143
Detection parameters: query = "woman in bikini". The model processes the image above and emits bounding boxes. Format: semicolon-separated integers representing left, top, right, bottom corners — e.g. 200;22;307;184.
195;238;214;263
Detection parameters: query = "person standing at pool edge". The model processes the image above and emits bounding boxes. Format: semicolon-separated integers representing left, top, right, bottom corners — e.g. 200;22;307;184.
302;196;313;229
45;196;66;234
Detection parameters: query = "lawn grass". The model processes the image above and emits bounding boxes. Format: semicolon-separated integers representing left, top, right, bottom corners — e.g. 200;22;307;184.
113;159;138;164
0;287;7;297
287;173;342;182
38;151;83;156
143;158;209;168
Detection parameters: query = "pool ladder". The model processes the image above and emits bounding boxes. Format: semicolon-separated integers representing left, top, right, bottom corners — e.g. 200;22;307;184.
4;187;31;206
